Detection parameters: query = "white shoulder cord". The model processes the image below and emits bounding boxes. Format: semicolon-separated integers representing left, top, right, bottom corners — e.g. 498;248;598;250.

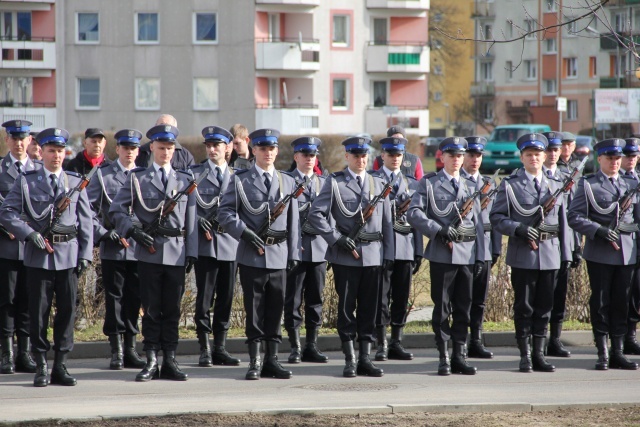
331;177;360;218
97;168;111;205
584;179;619;216
427;179;458;217
21;175;53;221
235;175;269;215
132;172;164;213
505;181;543;218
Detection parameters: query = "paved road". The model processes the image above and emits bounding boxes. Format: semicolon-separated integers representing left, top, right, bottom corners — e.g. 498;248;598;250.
2;345;640;423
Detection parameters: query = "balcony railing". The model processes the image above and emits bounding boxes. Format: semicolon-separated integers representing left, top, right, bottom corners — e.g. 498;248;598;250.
0;39;56;69
0;105;57;129
255;0;320;6
366;0;430;10
599;77;627;88
366;42;429;73
256;38;320;71
0;102;56;108
255;104;319;135
470;82;495;97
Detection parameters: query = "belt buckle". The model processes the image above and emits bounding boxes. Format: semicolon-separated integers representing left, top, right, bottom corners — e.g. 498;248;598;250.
265;236;274;246
52;235;62;243
539;232;549;241
217;225;224;234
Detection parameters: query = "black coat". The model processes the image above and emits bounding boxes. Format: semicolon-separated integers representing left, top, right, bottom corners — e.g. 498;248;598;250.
135;142;195;171
64;150;112;175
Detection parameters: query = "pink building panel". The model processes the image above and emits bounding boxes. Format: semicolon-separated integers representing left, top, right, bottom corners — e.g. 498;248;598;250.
255;12;268;40
390;17;428;43
33;73;56;105
31;8;55;40
255;77;269;105
390;80;427;107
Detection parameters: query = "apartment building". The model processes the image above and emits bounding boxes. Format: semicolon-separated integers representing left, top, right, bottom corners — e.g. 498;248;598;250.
29;0;430;137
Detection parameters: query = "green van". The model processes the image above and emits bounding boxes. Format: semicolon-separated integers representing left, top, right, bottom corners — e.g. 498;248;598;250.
480;124;552;173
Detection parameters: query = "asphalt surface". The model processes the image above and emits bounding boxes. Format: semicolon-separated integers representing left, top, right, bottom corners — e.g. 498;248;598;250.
2;339;640;423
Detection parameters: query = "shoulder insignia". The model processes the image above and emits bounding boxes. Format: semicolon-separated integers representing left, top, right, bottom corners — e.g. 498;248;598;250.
583;173;597;180
406;175;417;182
177;169;193;176
424;172;437;179
23;170;37;176
234;168;250;175
331;171;344;178
98;163;111;169
189;163;204;170
131;167;146;174
503;174;516;181
280;170;294;178
65;171;81;178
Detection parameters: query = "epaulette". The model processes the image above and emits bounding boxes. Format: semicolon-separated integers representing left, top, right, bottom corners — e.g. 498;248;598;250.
234;168;250;175
33;159;43;165
130;167;146;174
189;163;205;170
510;168;519;176
461;175;475;183
280;170;294;178
583;173;597;180
424;172;437;179
547;175;562;182
406;175;418;182
331;171;344;178
65;171;81;178
98;162;112;169
23;170;37;176
503;173;517;180
177;169;193;176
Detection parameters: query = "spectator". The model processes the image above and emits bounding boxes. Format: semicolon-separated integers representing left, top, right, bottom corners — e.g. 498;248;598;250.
134;114;195;170
65;128;112;175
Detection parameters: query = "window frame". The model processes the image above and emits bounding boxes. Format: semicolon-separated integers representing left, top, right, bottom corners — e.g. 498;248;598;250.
76;12;99;44
135;12;159;44
524;59;537;80
567;99;578;121
543;79;557;95
76;77;100;110
192;12;218;45
331;11;353;50
331;74;353;114
565;57;578;79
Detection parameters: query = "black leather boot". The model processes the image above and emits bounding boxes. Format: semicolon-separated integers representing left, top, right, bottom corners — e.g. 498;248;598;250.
245;342;262;380
108;335;124;370
374;326;388;361
15;336;36;373
197;331;213;367
160;350;188;380
261;341;292;379
357;341;383;377
517;337;533;373
123;334;146;369
342;341;356;378
1;336;14;374
610;335;639;370
547;323;571;357
532;336;555;372
301;327;328;363
212;331;241;366
595;334;609;371
468;329;493;359
50;351;77;386
624;323;640;355
437;341;451;376
286;329;301;364
388;326;413;360
135;350;160;382
33;352;48;387
451;342;477;375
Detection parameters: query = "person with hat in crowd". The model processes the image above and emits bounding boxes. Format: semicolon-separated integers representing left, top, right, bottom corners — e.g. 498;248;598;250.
541;131;580;359
491;133;572;373
65;128;112;175
369;137;422;363
407;137;485;376
135;114;195;171
189;126;241;369
372;126;424;179
283;137;330;365
557;132;583;176
218;128;301;381
0;128;93;387
460;136;502;359
307;136;394;378
86;129;146;371
568;138;640;371
27;131;42;161
109;124;198;382
0;120;41;375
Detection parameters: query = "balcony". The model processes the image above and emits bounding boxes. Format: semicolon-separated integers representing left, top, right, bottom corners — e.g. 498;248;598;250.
366;42;429;74
256;38;320;72
471;0;496;18
470;82;495;97
0;37;55;70
599;77;627;88
367;0;430;9
0;104;57;130
255;104;319;135
365;106;429;136
256;0;319;5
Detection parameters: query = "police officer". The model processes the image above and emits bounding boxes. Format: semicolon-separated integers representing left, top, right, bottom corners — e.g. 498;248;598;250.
460;136;501;359
284;137;329;364
86;129;146;371
0;120;40;375
190;126;241;368
372;126;424;179
0;128;93;387
370;137;422;362
569;138;640;370
110;124;198;382
218;128;301;380
491;133;572;373
620;138;640;355
307;136;394;378
407;137;485;376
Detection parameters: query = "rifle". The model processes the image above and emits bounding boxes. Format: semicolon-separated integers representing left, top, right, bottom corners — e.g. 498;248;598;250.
39;165;99;254
103;216;129;249
253;176;310;255
345;173;399;259
608;184;640;251
441;169;499;252
480;170;502;211
0;225;15;240
202;201;220;242
142;169;207;254
526;157;587;250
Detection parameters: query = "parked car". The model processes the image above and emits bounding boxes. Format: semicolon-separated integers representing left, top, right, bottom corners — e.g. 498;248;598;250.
481;124;552;173
574;135;598;173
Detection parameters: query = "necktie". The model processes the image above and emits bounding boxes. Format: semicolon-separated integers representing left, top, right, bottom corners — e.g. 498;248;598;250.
215;166;223;184
627;171;634;177
14;161;21;174
264;173;271;191
356;176;362;189
468;175;476;183
610;177;620;197
534;178;541;195
160;167;167;189
50;174;59;196
547;169;553;178
124;170;129;177
451;178;459;194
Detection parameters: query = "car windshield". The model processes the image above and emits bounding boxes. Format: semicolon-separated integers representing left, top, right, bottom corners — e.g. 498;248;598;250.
489;128;531;142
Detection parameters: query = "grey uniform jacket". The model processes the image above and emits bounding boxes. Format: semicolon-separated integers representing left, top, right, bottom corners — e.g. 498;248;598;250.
306;169;394;267
542;165;580;254
0;169;93;270
370;169;423;261
189;162;238;262
567;171;640;266
460;168;502;261
0;157;41;261
407;171;485;265
86;163;139;261
292;169;329;264
109;165;197;266
217;166;301;269
490;168;572;270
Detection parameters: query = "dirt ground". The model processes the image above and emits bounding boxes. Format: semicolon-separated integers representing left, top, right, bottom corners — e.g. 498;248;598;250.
16;406;640;427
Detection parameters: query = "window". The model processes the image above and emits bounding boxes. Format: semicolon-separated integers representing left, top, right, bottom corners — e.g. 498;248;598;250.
544;79;557;95
483;24;492;40
1;12;31;40
545;37;557;53
564;57;578;78
76;13;99;43
481;62;493;81
566;20;577;36
332;78;348;110
545;0;557;12
433;65;443;75
507;20;514;38
433;13;443;23
373;18;387;45
614;12;628;33
506;61;513;80
567;100;578;121
525;19;536;39
193;78;218;110
590;56;597;78
372;81;387;107
136;13;158;43
193;13;217;44
481;101;494;122
77;78;99;109
0;77;32;106
135;78;160;110
635;10;640;31
524;60;537;79
332;15;350;47
433;92;442;101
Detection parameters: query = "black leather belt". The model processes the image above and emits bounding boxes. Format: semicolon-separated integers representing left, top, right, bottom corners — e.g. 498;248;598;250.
156;226;185;238
263;229;287;245
454;235;476;243
51;233;77;243
618;223;639;234
358;231;383;242
264;236;287;245
539;231;558;241
483;223;492;232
